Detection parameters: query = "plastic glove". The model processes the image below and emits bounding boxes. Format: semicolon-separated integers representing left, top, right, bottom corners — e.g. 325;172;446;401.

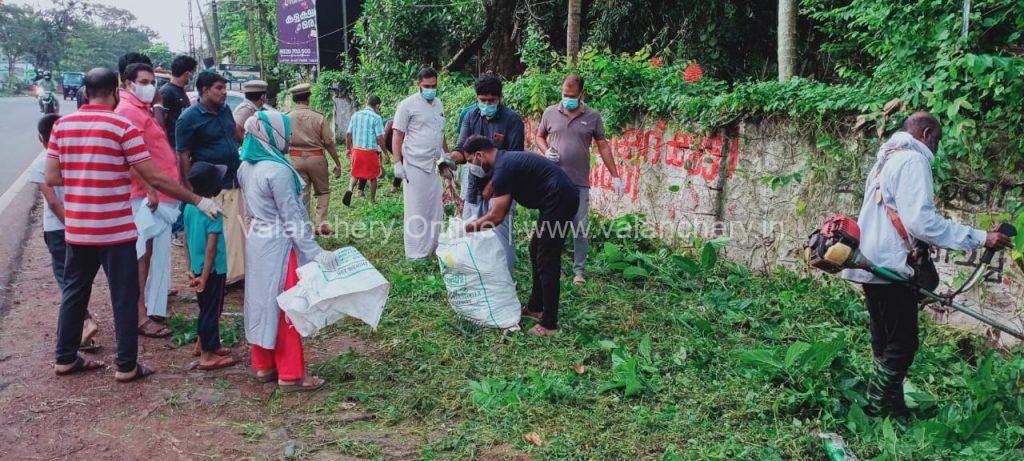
612;177;625;196
544;148;560;163
197;197;222;219
314;250;340;272
394;162;406;180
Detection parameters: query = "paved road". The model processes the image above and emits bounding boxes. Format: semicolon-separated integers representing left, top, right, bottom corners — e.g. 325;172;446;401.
0;96;70;195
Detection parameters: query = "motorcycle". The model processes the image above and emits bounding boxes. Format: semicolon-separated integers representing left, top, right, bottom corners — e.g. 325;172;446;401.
35;85;59;114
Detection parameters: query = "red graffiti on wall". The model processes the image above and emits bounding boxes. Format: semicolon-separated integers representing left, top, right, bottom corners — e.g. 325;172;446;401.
523;119;740;203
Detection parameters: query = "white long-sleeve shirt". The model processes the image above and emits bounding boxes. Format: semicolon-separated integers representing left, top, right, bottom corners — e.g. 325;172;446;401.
842;132;987;284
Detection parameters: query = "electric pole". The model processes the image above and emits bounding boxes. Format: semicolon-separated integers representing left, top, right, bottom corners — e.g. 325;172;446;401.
777;0;797;81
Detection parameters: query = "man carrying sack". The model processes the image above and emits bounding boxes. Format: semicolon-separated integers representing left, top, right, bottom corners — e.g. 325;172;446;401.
286;83;343;235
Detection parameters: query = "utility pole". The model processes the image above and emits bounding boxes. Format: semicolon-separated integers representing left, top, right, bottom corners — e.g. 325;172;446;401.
777;0;797;81
566;0;581;61
245;0;259;65
961;0;970;38
197;0;218;62
211;0;222;57
341;0;350;67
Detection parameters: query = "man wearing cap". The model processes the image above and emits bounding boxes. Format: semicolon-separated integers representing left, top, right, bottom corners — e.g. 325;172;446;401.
287;83;342;235
233;79;268;141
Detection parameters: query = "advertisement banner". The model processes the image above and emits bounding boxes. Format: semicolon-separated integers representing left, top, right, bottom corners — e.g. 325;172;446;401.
277;0;319;64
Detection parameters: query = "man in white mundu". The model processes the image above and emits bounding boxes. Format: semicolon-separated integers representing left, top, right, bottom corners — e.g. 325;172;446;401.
392;67;449;259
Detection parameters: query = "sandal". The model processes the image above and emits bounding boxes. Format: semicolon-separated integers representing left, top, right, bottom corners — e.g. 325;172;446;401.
192;340;231;357
115;364;155;383
278;376;325;393
253;370;278;383
138;320;172;338
197;355;239;371
521;306;543;320
79;339;101;353
527;325;558;337
55;356;106;376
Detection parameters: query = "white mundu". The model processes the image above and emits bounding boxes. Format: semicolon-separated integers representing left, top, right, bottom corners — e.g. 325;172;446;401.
394;92;446;259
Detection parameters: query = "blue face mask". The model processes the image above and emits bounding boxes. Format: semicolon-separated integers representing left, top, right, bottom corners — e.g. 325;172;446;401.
421;87;437;101
478;102;498;117
561;96;580;111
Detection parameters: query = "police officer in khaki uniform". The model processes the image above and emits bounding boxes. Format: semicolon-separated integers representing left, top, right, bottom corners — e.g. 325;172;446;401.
287;83;342;235
233;80;267;141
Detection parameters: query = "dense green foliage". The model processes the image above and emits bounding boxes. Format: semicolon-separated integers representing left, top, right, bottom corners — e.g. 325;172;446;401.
292;176;1024;459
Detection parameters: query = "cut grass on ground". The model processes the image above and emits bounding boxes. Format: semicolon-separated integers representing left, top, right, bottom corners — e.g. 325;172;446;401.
283;174;1024;460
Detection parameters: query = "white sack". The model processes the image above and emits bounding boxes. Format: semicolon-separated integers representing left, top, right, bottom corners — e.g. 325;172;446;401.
277;247;389;337
436;219;520;329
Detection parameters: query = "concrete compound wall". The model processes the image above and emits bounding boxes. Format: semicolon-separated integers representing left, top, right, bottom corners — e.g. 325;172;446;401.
522;117;1024;347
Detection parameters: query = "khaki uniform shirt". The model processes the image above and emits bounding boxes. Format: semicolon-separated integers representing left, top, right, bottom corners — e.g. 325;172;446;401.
232;99;261;127
288;103;334;151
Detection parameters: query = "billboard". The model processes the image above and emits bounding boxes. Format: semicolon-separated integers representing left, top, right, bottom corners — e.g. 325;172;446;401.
218;63;262;82
278;0;319;64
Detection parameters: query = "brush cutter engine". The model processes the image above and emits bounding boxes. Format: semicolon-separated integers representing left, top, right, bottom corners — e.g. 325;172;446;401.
805;214;862;273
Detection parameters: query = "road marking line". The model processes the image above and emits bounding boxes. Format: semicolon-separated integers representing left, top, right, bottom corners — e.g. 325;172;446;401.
0;164;35;216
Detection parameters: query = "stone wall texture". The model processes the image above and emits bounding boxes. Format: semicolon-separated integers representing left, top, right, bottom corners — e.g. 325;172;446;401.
521;116;1024;347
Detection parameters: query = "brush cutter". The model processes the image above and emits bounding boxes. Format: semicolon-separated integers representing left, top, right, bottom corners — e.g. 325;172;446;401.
806;215;1023;341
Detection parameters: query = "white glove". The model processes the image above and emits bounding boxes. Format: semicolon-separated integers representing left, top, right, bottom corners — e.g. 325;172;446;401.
197;197;222;219
612;177;625;196
394;162;406;180
314;250;340;272
544;148;560;163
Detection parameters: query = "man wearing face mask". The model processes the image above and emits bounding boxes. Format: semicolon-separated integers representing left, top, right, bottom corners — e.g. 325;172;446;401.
392;67;449;260
159;55;197;150
116;63;184;336
536;74;623;286
461;135;578;336
451;73;525;274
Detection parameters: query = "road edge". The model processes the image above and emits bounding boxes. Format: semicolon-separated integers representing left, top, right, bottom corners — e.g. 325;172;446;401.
0;177;38;317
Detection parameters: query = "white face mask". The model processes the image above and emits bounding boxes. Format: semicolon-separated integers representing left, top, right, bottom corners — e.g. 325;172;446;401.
467;161;490;178
132;83;156;103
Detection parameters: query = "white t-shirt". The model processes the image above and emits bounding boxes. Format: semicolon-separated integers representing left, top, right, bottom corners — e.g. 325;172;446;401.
27;153;65;232
393;93;445;172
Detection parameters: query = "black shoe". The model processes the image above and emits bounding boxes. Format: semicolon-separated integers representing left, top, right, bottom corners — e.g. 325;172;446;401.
342;190;353;207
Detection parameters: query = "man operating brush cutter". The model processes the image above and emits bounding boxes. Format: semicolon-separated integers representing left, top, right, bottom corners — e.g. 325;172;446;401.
805;111;1015;418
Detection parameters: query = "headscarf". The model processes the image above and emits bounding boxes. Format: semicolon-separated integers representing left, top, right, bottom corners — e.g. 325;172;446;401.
240;110;304;193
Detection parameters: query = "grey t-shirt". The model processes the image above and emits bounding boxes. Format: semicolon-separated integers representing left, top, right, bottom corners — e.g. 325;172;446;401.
537;104;606;187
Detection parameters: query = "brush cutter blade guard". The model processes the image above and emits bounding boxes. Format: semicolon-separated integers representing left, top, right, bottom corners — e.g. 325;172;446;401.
806;214;862;273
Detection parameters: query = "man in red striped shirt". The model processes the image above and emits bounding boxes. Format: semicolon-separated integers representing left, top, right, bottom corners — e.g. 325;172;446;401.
45;68;222;382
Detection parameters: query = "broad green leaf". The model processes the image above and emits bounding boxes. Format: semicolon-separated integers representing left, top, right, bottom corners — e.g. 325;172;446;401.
784;342;812;369
623;265;650;280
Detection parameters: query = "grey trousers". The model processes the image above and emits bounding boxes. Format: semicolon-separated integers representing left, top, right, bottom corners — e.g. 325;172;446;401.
570;186;590;275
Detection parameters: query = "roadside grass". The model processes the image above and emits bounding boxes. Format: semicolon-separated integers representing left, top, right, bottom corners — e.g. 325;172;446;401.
285;174;1024;460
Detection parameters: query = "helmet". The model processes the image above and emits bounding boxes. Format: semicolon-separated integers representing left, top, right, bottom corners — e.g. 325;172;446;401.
805;214;861;273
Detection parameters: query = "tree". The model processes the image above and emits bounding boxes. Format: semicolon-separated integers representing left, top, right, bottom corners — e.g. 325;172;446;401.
0;4;43;80
567;0;581;61
777;0;797;81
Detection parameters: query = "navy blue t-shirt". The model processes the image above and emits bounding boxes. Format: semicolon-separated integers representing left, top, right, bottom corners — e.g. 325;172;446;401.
489;151;578;215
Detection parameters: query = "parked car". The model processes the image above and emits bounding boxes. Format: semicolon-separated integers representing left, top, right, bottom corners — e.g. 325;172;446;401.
186;90;274;113
61;72;84;100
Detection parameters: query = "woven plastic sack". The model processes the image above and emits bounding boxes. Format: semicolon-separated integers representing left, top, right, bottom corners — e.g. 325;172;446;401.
436;219;520;329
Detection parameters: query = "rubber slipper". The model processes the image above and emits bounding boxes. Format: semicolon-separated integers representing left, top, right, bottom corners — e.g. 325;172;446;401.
55;356;105;376
116;364;155;383
521;307;543;320
192;341;231;357
196;355;239;371
138;320;172;338
79;339;101;353
253;370;278;383
527;325;558;337
278;377;325;393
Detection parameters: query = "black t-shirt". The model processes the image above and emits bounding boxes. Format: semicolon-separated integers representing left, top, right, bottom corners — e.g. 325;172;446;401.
490;150;578;215
159;82;191;148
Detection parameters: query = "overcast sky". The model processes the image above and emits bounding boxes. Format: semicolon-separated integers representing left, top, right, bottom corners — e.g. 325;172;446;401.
11;0;192;52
